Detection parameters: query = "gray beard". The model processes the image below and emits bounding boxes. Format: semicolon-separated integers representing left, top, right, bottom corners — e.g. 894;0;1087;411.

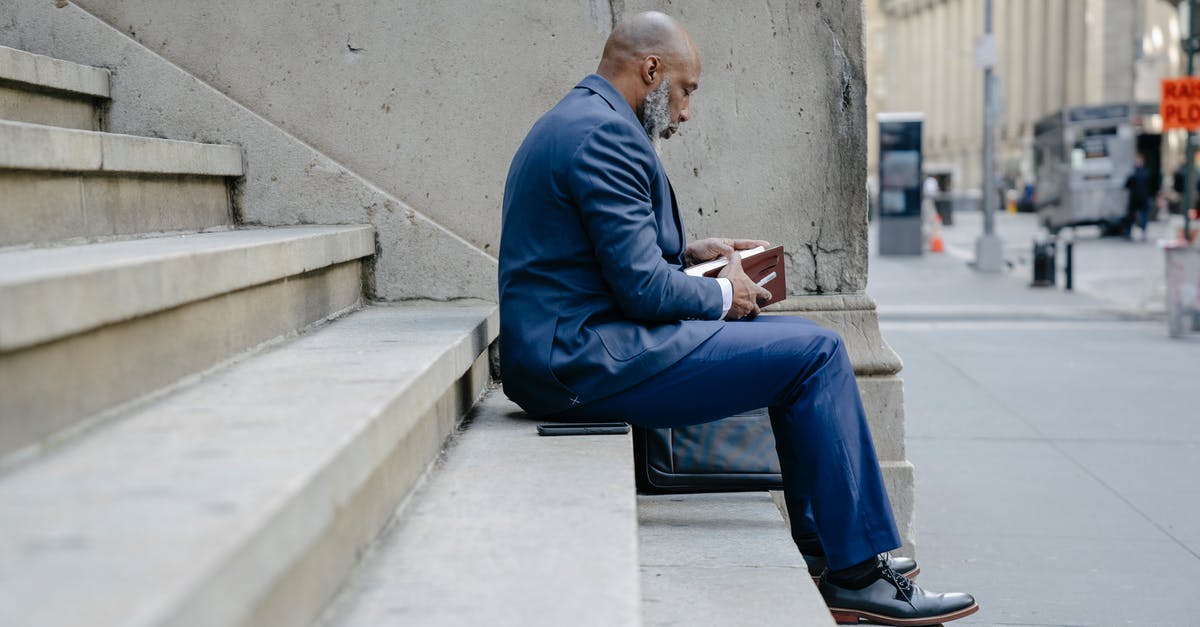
641;78;672;154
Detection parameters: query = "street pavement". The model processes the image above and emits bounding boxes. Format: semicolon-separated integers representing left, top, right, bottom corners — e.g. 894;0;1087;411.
870;209;1200;626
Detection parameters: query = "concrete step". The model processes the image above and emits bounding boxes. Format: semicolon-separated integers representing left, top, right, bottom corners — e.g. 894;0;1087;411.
317;390;641;627
0;120;242;247
0;302;497;627
0;44;109;131
0;225;374;460
639;493;836;626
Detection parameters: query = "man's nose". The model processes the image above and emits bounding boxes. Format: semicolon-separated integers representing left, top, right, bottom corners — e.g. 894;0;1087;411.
679;107;691;123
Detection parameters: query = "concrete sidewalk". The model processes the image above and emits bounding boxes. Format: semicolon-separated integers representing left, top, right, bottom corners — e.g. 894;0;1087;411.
870;210;1200;626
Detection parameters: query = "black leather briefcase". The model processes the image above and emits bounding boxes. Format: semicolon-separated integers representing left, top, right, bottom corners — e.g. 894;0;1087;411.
633;408;784;493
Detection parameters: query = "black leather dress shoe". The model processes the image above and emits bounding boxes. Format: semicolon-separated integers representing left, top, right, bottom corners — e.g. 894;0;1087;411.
819;563;978;626
803;553;920;584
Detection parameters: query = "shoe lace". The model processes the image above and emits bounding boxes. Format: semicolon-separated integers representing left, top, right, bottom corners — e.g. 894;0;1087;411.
880;560;915;604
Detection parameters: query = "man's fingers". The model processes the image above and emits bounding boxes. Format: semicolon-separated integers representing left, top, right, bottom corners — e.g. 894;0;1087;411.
730;239;770;250
756;287;773;304
718;252;747;279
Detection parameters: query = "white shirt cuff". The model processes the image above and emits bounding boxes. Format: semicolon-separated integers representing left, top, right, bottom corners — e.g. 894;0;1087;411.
716;277;733;318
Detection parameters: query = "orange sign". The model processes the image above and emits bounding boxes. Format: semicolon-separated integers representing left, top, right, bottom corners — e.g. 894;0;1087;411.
1162;77;1200;130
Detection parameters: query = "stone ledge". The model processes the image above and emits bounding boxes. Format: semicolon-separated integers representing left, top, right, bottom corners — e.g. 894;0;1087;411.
0;83;99;130
0;302;498;627
0;44;110;98
317;389;641;627
640;493;835;626
0;261;363;461
0;120;243;175
768;293;903;376
0;171;232;248
0;225;374;351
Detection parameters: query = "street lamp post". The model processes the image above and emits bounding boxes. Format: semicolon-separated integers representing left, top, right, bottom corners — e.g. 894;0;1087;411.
975;0;1005;271
1186;0;1198;243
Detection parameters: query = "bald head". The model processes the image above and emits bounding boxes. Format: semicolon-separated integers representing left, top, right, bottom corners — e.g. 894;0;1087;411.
600;11;697;73
597;12;701;142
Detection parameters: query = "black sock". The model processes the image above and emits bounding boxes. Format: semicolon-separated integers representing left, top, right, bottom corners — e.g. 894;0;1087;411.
827;556;882;589
792;532;824;556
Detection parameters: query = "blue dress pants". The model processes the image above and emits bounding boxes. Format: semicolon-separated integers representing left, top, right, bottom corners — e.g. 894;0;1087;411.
561;315;902;570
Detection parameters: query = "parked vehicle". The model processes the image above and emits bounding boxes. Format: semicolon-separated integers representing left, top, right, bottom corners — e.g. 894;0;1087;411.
1033;103;1161;235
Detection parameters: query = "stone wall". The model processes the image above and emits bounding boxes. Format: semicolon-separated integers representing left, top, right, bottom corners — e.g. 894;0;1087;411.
65;0;870;297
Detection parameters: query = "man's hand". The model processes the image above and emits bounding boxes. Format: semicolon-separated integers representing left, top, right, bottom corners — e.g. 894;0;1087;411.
718;252;773;320
684;237;770;267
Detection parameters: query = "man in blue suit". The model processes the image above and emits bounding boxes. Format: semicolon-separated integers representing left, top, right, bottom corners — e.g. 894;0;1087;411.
499;11;976;625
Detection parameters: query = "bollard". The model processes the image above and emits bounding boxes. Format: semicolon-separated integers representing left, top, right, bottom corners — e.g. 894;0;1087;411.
1031;237;1056;287
1165;243;1200;338
1064;241;1073;291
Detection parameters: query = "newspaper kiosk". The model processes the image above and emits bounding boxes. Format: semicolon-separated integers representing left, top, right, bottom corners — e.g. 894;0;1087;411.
877;112;925;255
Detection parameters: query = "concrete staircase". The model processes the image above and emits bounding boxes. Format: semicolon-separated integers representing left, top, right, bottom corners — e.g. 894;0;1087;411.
0;44;835;627
0;44;497;626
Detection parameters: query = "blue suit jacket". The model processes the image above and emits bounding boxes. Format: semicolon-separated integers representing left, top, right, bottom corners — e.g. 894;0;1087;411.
499;74;725;416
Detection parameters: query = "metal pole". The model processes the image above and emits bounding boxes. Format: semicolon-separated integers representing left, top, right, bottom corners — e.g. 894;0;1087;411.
975;0;1004;271
983;1;995;240
1186;0;1197;244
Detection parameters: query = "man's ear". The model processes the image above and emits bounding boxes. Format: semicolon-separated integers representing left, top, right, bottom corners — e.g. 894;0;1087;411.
640;55;661;85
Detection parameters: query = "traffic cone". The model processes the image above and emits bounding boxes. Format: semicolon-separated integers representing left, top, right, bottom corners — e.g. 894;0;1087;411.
930;213;945;253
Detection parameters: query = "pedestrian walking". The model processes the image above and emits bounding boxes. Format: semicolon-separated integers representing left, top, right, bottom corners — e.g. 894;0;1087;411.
1124;153;1152;240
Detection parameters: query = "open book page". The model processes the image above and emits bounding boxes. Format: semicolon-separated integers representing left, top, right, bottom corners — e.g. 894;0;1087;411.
683;246;766;277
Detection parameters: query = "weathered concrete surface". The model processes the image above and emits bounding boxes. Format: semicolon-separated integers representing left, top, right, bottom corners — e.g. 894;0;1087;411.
0;83;98;130
0;225;373;350
0;42;106;129
47;0;868;296
0;172;232;247
0;261;363;460
639;493;835;626
66;0;605;265
318;389;641;627
0;302;497;627
622;0;869;294
0;43;109;97
0;0;497;301
0;119;242;174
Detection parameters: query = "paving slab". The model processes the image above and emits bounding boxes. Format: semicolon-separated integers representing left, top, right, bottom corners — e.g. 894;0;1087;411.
1057;440;1200;558
883;331;1042;442
910;439;1157;541
869;217;1200;626
887;321;1200;444
914;533;1200;626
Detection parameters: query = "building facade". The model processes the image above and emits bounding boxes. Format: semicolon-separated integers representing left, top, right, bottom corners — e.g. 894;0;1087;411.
870;0;1184;196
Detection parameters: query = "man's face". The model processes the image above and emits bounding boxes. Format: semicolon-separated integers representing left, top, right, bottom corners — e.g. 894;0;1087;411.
641;53;700;142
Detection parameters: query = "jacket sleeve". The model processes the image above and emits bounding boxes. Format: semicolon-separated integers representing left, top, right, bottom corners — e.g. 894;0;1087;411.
567;119;724;322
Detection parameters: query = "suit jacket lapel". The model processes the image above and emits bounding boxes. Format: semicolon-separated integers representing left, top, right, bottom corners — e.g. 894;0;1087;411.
666;178;686;265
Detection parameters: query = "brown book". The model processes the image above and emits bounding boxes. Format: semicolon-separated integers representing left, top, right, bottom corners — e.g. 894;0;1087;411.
683;245;787;307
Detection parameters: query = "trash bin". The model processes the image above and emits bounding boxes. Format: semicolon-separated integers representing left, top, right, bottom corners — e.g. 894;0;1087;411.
934;198;953;226
1164;243;1200;338
1031;237;1056;287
